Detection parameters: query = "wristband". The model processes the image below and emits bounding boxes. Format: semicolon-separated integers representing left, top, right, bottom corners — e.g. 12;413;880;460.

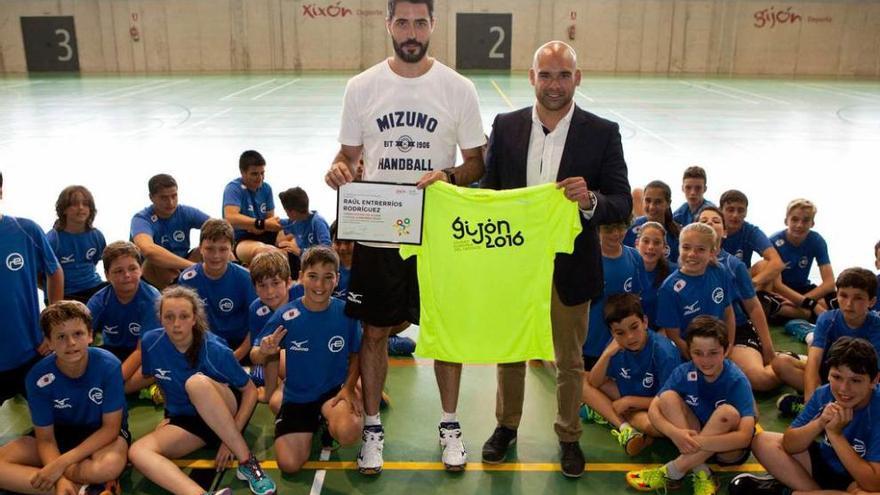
800;297;817;310
254;218;265;230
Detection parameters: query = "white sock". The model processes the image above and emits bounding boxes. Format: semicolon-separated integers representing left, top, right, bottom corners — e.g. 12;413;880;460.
441;411;457;423
365;414;381;427
619;421;632;431
664;461;685;480
694;463;711;476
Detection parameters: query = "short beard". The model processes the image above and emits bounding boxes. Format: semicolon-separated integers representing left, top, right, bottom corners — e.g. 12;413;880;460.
392;38;429;63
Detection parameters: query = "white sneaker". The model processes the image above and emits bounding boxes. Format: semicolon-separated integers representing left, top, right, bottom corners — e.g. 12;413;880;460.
357;425;384;475
439;421;467;471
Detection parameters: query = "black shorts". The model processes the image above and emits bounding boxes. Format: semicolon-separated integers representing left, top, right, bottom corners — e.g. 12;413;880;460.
582;355;599;372
274;386;341;439
101;345;135;363
31;424;131;454
65;282;109;304
809;441;855;490
345;243;419;327
734;321;763;353
166;386;242;448
0;354;41;404
794;284;838;309
710;447;751;466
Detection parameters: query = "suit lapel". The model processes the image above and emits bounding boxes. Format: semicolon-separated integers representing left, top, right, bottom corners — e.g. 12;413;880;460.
556;105;587;180
512;108;531;186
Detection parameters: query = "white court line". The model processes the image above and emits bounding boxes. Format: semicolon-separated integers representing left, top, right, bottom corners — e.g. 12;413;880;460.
251;79;301;100
575;89;595;102
0;81;45;90
308;447;332;495
185;107;233;128
786;82;880;102
220;79;277;100
603;108;684;153
679;81;758;104
796;82;880;101
703;82;790;105
106;79;190;100
89;80;169;98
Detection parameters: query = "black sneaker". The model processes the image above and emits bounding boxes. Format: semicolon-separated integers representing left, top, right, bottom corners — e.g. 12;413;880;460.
729;474;789;495
559;441;585;478
481;426;517;464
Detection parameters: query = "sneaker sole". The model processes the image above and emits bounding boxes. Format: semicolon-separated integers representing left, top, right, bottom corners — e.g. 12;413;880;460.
235;471;276;495
444;462;467;472
358;466;383;475
481;437;517;464
561;469;584;479
624;435;653;457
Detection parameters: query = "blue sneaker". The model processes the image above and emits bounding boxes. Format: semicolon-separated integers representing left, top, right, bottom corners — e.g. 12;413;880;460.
249;365;265;387
236;455;276;495
578;403;609;425
388;335;416;356
784;319;815;343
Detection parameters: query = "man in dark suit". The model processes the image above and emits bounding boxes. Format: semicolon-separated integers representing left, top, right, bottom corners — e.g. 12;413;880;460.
480;41;632;478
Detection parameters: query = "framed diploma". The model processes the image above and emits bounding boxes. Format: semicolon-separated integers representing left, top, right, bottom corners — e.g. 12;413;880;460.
336;181;425;245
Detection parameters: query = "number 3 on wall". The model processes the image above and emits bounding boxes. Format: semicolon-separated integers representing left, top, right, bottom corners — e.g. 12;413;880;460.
55;28;73;61
488;26;505;59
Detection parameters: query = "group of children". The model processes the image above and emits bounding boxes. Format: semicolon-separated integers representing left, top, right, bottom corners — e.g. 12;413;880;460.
578;165;880;494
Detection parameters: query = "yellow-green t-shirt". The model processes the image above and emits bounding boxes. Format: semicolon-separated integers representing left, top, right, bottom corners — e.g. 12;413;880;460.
400;181;582;363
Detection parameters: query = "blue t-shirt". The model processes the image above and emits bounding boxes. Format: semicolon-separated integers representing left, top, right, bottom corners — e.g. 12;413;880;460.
222;178;275;241
334;265;351;300
622;216;680;263
722;222;773;268
810;310;880;355
770;230;831;292
874;274;880;314
26;348;127;430
583;247;646;357
130;205;210;258
673;199;714;226
280;211;331;252
179;263;257;347
608;331;681;398
717;250;757;326
87;281;160;350
265;298;362;404
640;261;678;330
791;384;880;475
659;359;755;424
46;229;105;295
0;216;61;371
656;264;734;335
141;328;250;417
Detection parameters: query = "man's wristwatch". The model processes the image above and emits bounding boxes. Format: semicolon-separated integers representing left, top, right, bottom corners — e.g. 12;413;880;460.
442;168;456;186
585;191;597;210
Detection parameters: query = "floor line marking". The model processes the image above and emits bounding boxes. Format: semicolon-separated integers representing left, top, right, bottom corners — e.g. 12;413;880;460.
186;107;233;128
679;81;759;104
89;80;169;98
490;80;515;109
0;81;45;90
309;448;332;495
173;459;766;473
603;108;684;153
703;82;790;105
787;82;880;102
220;79;278;100
575;89;595;102
251;79;301;100
106;79;190;100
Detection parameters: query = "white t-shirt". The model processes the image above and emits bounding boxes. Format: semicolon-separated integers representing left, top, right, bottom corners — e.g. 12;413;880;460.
338;59;486;185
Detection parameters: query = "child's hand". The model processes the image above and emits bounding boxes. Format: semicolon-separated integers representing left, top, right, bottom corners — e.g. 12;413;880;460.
603;340;621;356
259;326;287;356
330;387;362;416
818;402;840;426
612;396;639;416
670;429;701;454
53;477;77;495
31;458;66;491
825;404;853;434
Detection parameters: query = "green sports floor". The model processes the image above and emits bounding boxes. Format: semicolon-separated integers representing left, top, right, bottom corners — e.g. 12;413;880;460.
0;72;879;493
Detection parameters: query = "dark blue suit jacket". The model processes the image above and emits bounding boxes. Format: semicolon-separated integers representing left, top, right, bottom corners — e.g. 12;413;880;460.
481;105;632;305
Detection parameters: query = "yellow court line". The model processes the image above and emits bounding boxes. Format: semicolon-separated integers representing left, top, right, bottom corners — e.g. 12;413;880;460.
173;459;766;473
490;80;515;110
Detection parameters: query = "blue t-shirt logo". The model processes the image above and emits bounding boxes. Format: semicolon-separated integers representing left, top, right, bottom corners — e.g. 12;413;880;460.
181;270;197;281
218;298;234;313
714;399;727;408
282;308;300;321
54;398;72;409
684;301;701;315
88;387;104;405
854;439;867;457
686;394;699;406
619;368;631;379
104;325;119;335
674;279;687;292
86;248;97;260
256;305;271;317
623;277;634;292
328;336;345;353
290;340;309;352
6;252;24;271
128;323;141;336
774;238;785;247
37;373;55;388
173;230;185;242
799;256;809;268
154;368;172;381
712;287;724;304
642;372;655;389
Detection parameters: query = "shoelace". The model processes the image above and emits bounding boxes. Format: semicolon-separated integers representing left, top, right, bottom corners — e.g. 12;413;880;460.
245;459;266;480
441;428;462;439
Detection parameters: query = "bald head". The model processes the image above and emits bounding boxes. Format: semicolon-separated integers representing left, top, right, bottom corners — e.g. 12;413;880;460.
532;41;578;71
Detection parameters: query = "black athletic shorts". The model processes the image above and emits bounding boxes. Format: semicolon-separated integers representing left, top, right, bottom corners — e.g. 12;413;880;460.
274;385;341;439
0;354;42;404
101;344;135;364
734;321;763;353
345;243;419;327
794;284;838;309
582;355;600;372
30;424;131;454
65;282;109;304
809;441;855;490
166;386;242;448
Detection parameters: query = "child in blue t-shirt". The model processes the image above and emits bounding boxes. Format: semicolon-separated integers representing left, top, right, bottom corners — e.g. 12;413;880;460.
221;150;282;265
179;219;258;362
0;301;128;494
254;246;363;474
773;268;880;416
583;220;646;369
732;337;880;495
698;206;781;392
623;180;681;263
87;241;160;394
276;186;331;277
769;199;836;321
635;221;677;329
130;285;275;495
626;316;756;495
874;241;880;314
656;222;736;359
46;185;107;303
0;171;63;405
582;293;680;456
719;189;784;288
672;166;714;226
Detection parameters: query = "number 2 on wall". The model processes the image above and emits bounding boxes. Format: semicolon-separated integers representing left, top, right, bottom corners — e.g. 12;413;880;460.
488;26;505;59
55;28;72;62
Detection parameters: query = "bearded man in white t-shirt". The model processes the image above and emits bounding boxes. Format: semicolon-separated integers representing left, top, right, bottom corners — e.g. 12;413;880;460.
324;0;486;476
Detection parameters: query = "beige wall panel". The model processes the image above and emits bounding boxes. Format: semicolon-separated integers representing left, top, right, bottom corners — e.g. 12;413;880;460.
96;0;119;73
674;1;714;74
616;0;646;73
139;1;171;72
794;2;846;75
730;2;798;76
165;2;203;71
111;1;139;72
197;0;233;71
579;0;621;72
